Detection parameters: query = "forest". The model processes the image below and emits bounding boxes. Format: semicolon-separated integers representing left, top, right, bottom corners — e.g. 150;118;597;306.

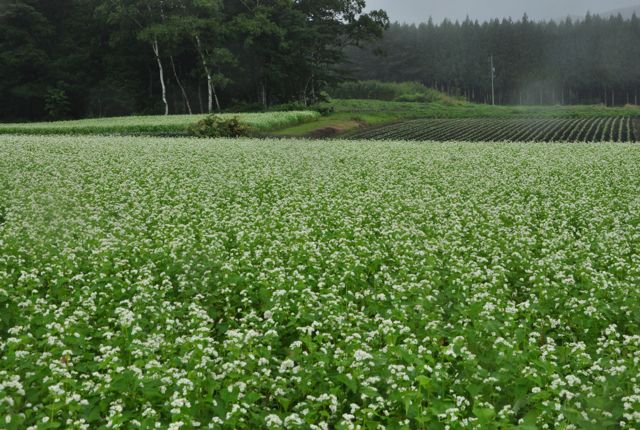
348;14;640;106
0;0;388;121
2;1;640;122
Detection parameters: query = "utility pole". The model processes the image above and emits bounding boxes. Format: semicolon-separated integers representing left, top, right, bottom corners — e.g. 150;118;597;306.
490;55;496;106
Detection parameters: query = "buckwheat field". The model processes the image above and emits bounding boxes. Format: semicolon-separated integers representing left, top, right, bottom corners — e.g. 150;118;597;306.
1;135;639;430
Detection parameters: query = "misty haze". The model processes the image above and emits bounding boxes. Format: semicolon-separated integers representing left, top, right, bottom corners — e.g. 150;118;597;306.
367;0;640;23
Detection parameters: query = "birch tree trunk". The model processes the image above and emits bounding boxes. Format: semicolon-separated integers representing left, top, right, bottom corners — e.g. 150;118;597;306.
302;76;312;106
169;55;192;114
151;38;169;115
212;84;221;112
260;82;267;109
195;35;219;113
157;0;191;114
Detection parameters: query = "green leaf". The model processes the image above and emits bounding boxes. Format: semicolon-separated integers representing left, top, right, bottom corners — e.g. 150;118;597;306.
336;374;358;393
473;406;495;423
416;375;431;390
278;396;291;411
85;403;103;422
244;391;262;404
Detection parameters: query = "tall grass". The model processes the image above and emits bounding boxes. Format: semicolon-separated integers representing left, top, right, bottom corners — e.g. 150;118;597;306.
331;80;447;103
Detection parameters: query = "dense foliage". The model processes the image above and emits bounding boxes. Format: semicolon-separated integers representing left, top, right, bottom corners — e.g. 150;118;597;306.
331;81;446;103
186;115;250;138
0;0;388;121
1;135;640;429
349;117;640;142
347;14;640;106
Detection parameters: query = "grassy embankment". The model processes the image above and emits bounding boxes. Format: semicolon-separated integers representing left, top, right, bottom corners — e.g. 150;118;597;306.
1;94;638;138
0;111;320;136
270;99;640;137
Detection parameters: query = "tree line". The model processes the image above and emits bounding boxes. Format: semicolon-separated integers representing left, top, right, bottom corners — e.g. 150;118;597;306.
0;0;388;121
346;13;640;106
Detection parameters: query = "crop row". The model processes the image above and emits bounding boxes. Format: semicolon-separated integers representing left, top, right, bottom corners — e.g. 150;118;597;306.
0;111;320;136
349;117;640;142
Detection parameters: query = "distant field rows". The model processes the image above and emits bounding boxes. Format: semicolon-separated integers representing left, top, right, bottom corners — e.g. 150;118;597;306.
348;117;640;142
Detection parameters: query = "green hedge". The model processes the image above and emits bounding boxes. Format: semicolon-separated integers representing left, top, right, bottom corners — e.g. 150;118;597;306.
332;80;445;103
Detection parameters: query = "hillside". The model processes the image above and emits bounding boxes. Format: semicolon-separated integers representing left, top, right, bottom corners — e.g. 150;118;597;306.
559;5;640;21
598;5;640;18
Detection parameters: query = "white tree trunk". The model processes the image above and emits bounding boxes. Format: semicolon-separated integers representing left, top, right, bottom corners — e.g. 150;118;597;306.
260;82;267;109
170;55;192;114
195;35;218;113
151;38;169;115
206;74;213;113
212;84;221;112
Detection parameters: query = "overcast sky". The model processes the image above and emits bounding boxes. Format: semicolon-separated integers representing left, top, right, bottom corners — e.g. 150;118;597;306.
366;0;640;23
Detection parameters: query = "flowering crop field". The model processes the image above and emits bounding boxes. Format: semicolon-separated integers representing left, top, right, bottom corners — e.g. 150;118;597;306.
1;135;640;430
349;117;640;142
0;111;320;136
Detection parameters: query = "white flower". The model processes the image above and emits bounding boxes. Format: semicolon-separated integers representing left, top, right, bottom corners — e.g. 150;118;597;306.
279;359;295;373
265;414;283;427
284;414;303;428
114;307;135;328
354;350;373;361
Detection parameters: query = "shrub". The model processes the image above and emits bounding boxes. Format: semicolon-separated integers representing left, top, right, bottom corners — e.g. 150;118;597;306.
313;104;335;116
317;91;332;104
44;88;71;120
270;96;333;115
268;102;308;112
225;102;266;113
394;91;441;103
331;80;446;103
187;114;250;138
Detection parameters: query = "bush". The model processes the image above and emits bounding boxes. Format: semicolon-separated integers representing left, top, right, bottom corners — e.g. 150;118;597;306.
312;104;335;116
187;115;251;138
44;88;71;120
225;102;266;113
395;91;441;103
317;91;332;104
331;80;447;103
268;102;308;112
270;97;333;115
